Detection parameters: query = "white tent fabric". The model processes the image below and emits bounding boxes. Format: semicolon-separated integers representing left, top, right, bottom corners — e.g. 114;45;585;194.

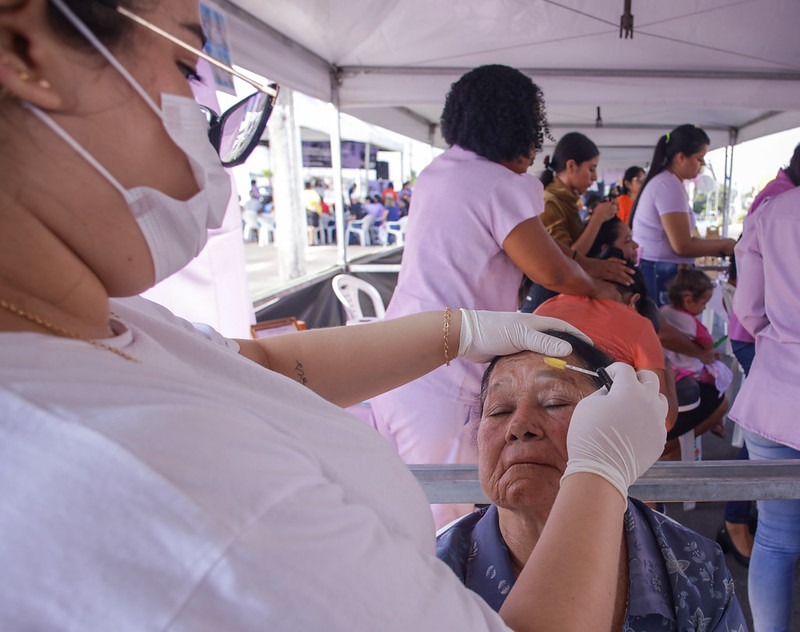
217;0;800;172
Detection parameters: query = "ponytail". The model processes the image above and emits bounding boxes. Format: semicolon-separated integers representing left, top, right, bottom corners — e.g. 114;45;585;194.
540;155;556;187
628;124;710;227
539;131;599;188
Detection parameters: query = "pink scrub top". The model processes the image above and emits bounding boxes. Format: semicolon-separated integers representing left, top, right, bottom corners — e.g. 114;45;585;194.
728;169;796;344
386;144;544;398
729;186;800;449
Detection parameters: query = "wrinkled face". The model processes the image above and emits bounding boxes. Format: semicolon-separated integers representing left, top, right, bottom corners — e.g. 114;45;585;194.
567;155;599;193
612;221;639;263
478;352;597;511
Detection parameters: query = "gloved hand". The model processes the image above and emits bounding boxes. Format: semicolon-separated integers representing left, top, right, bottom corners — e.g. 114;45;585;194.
561;362;667;504
458;309;592;364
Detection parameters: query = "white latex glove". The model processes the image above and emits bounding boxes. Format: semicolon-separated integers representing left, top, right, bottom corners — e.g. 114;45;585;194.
561;362;667;504
457;309;593;364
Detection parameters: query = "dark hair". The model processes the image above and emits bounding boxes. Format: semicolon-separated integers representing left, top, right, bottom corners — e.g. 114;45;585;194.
587;216;625;258
540;132;599;187
582;191;604;211
619;165;644;195
666;268;714;308
441;65;550;163
478;330;613;416
628;124;710;226
45;0;150;50
785;143;800;187
611;260;650;314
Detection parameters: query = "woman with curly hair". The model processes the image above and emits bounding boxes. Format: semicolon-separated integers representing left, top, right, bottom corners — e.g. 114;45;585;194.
371;64;631;528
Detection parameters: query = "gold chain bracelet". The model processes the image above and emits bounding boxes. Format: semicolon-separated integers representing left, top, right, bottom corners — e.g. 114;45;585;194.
443;307;451;366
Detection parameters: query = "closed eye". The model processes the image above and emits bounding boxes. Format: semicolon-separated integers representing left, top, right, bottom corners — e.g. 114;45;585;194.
177;62;204;85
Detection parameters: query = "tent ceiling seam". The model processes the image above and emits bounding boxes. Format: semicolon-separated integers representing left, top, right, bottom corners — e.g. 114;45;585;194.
214;0;333;74
338;66;800;81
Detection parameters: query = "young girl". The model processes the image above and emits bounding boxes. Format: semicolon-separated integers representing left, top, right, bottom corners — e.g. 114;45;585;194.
660;269;732;439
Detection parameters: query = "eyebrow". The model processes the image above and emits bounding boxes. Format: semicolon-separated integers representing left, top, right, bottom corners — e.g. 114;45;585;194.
180;22;207;50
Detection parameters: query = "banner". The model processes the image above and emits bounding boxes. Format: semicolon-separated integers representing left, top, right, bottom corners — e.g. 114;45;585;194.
302;140;380;169
199;3;236;95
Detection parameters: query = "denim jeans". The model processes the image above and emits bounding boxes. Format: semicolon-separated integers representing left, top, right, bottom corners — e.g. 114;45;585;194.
743;429;800;632
724;341;757;524
638;259;679;307
732;340;756;377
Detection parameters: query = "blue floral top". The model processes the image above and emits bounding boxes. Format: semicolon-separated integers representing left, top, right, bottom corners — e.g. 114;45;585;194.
436;499;748;631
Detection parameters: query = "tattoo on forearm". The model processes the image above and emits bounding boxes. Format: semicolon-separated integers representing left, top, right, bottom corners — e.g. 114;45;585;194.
294;360;308;386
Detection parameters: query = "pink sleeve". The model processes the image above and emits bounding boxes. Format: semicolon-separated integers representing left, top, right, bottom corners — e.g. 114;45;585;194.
654;176;690;217
693;318;714;348
733;212;768;337
488;173;544;245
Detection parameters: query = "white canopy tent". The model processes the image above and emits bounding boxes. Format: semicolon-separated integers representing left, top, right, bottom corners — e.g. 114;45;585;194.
218;0;800;176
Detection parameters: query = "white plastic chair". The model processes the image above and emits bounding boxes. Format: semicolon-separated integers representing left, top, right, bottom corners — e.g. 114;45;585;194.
257;215;276;246
242;209;261;242
346;215;375;246
384;216;408;246
332;274;386;325
321;213;337;244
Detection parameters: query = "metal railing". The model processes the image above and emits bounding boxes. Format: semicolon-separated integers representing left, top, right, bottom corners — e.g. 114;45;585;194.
410;460;800;504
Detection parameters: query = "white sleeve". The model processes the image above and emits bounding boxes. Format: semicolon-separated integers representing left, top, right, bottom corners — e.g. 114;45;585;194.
168;473;512;632
191;321;241;353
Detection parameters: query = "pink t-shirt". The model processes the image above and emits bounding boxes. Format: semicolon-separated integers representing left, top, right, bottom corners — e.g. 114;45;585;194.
386;145;543;397
729;169;796;343
730;186;800;449
632;171;696;264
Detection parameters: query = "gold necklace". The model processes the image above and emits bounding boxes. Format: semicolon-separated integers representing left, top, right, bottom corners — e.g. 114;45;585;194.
0;298;137;362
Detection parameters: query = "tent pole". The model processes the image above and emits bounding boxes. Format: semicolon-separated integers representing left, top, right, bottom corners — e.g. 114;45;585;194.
329;72;347;267
721;128;738;238
267;87;308;282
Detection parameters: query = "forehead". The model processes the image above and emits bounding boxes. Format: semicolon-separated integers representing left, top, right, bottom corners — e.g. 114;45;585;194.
486;351;594;393
615;222;632;239
141;0;204;45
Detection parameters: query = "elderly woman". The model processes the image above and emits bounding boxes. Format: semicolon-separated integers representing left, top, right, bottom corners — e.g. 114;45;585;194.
437;333;746;631
371;65;632;528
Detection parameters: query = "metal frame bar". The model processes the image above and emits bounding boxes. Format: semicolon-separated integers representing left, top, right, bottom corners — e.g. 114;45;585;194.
410;461;800;504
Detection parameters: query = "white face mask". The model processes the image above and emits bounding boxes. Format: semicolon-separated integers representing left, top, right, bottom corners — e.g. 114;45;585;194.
26;0;232;285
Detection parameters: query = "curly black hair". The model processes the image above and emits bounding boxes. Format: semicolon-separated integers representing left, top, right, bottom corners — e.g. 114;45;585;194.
440;64;550;163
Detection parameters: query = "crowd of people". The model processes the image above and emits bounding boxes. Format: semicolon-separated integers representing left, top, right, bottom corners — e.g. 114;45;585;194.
1;0;797;629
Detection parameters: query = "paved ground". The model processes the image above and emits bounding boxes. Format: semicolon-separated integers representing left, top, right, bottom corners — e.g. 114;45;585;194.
244;240;387;301
244;242;800;630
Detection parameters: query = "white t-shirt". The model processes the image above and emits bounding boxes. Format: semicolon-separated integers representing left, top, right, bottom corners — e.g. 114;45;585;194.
0;297;508;631
632;171;696;264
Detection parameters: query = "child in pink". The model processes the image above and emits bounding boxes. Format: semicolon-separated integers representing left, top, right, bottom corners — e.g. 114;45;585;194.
659;269;732;396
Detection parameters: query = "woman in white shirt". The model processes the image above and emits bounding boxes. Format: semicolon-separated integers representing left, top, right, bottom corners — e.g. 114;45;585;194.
0;1;666;630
